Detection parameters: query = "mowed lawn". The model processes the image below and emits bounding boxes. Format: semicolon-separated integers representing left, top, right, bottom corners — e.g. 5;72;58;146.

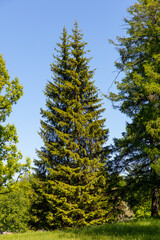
0;218;160;240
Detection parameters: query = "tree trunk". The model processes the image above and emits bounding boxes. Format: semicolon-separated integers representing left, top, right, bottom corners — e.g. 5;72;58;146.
151;184;159;216
150;138;159;217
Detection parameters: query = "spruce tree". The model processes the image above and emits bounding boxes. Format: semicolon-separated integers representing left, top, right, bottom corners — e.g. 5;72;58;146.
109;0;160;216
33;23;110;229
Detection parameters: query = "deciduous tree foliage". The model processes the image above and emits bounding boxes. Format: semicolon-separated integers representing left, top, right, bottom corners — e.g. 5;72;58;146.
32;23;113;229
0;178;32;232
109;0;160;216
0;55;24;187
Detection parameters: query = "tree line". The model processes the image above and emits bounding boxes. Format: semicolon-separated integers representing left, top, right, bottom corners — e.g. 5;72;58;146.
0;0;160;232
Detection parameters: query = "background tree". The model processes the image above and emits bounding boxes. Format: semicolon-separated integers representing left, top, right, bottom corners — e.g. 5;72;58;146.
32;23;114;229
108;0;160;216
0;54;24;188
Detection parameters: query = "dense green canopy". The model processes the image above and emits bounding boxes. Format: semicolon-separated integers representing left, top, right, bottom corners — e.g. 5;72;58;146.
109;0;160;216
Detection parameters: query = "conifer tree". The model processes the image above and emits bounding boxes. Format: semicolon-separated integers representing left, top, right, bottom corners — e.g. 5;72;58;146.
33;23;110;229
109;0;160;216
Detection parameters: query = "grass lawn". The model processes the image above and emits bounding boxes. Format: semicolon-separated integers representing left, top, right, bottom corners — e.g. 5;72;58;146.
0;218;160;240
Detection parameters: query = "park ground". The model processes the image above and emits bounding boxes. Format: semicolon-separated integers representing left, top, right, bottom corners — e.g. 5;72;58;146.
0;218;160;240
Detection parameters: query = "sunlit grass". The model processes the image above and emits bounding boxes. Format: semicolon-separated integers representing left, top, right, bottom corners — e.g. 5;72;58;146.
0;217;160;240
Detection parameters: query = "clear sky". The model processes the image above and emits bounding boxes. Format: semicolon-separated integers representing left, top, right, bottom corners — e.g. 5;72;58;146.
0;0;136;165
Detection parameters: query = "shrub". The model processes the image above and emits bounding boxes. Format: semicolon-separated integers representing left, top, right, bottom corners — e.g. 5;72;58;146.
0;179;32;232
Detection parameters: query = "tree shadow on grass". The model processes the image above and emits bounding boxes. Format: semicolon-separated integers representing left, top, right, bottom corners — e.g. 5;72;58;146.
71;218;160;240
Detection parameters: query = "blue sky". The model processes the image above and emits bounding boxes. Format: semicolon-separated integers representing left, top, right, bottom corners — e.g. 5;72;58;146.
0;0;136;164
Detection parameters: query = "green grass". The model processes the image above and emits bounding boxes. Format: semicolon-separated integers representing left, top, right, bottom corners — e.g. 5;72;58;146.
0;218;160;240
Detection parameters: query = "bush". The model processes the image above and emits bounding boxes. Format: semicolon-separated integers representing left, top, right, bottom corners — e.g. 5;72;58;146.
0;179;32;232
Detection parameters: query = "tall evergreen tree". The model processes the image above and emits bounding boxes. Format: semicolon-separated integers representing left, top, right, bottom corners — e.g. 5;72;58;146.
109;0;160;216
33;23;111;229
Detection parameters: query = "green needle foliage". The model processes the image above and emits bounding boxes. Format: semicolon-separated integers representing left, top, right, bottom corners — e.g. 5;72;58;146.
108;0;160;216
32;23;112;229
0;55;24;187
